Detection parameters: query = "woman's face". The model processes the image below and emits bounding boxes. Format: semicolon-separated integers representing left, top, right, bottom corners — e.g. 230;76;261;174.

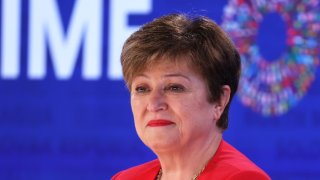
130;58;222;152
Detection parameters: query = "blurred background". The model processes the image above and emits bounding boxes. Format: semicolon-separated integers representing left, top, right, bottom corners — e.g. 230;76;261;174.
0;0;319;179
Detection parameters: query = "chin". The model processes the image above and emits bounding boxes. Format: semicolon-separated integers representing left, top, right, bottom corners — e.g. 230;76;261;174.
145;138;179;153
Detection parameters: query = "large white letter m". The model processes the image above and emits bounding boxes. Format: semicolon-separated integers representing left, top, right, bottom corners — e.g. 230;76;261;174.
28;0;102;80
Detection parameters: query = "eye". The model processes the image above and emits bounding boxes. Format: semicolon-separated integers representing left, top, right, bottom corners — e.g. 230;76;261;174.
165;84;185;93
134;86;149;94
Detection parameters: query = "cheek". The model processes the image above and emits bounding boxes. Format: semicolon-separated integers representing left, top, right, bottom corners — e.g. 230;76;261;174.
131;100;143;137
131;96;145;124
130;95;140;113
179;99;215;124
173;102;197;128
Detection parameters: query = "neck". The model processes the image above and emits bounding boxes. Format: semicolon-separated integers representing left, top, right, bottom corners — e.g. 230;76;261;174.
155;133;222;180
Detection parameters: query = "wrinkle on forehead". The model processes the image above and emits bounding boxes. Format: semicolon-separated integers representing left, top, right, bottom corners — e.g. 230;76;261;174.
127;53;201;90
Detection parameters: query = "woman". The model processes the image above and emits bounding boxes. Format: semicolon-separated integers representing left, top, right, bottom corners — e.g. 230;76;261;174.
112;14;270;180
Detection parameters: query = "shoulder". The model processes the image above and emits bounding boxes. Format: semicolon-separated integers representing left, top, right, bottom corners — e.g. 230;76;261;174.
225;169;271;180
111;159;160;180
201;140;270;180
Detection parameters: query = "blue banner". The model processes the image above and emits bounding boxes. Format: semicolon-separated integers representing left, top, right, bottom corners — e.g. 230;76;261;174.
0;0;319;179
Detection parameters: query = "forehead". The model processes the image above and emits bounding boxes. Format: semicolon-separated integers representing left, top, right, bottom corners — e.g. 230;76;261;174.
139;56;196;76
126;55;203;89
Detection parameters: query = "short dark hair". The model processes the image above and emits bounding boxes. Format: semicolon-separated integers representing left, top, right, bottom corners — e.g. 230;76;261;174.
121;13;241;130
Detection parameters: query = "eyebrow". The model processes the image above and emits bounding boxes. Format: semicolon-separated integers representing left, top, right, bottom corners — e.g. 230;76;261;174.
135;73;191;82
163;73;191;81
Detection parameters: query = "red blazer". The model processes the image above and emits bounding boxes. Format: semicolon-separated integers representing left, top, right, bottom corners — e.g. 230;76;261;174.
112;140;271;180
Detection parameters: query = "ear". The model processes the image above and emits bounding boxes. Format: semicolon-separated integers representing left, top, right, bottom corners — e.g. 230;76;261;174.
213;85;231;120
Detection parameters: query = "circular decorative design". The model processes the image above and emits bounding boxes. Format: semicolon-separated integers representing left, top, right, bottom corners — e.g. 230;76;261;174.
221;0;320;116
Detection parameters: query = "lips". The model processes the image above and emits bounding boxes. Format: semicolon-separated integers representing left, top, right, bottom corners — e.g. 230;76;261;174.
147;119;174;127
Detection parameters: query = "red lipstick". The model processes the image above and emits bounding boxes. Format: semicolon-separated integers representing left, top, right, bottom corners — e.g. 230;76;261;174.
147;119;174;127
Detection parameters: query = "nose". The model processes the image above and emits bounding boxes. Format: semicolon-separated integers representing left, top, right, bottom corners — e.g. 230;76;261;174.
147;89;167;112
